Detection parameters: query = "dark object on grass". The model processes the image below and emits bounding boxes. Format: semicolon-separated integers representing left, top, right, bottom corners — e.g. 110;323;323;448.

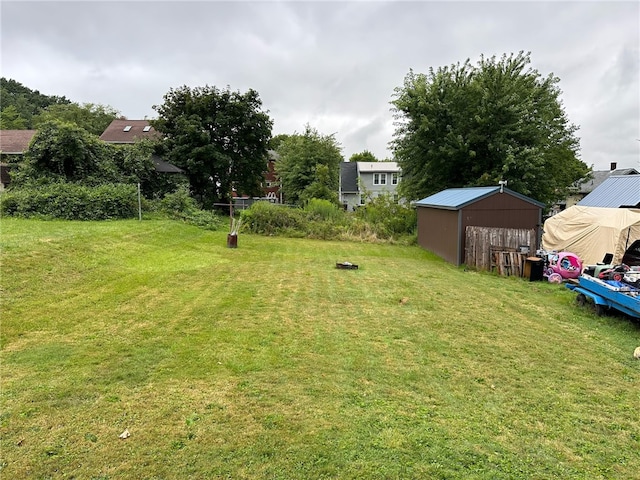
336;262;358;270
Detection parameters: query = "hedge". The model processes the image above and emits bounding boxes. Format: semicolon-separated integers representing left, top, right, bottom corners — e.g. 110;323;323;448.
1;183;138;220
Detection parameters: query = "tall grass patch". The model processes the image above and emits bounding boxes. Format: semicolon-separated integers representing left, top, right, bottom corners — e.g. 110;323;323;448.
241;197;416;243
240;201;307;236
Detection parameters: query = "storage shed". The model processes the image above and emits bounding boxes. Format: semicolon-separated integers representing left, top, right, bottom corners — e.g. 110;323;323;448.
415;186;544;266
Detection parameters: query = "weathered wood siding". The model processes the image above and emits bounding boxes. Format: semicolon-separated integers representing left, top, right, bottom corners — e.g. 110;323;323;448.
465;226;537;273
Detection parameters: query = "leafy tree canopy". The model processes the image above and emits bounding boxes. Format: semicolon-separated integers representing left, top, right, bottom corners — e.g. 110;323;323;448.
13;121;163;192
1;77;71;129
275;125;343;206
109;139;186;199
152;85;273;208
14;121;119;186
268;134;291;151
33;102;120;136
0;105;28;129
348;150;378;163
390;52;589;206
300;164;339;205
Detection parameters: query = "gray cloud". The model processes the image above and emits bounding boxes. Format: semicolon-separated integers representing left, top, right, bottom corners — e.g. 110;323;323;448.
2;0;638;170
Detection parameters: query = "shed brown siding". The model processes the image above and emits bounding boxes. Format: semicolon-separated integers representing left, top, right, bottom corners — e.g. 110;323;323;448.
461;194;541;229
417;207;459;264
417;190;542;266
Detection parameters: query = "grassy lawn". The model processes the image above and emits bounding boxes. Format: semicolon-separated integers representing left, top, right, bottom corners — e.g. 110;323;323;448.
1;218;639;479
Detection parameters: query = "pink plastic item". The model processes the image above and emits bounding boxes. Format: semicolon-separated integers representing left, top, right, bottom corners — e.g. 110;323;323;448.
546;252;582;279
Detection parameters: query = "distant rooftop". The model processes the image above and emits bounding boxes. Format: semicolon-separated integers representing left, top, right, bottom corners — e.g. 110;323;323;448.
357;161;399;173
0;130;37;154
578;175;640;208
100;119;160;143
576;167;638;194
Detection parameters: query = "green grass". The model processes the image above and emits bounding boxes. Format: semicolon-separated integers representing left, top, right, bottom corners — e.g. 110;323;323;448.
1;218;639;479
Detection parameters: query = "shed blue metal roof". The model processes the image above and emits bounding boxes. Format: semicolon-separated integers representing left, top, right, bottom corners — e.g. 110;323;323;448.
415;186;544;210
577;175;640;208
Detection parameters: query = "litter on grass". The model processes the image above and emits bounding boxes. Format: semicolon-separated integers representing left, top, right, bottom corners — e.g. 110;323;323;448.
336;262;358;270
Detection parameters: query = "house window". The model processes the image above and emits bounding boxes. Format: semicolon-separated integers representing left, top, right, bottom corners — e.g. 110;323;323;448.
374;173;387;185
143;126;151;132
392;172;399;185
123;126;132;132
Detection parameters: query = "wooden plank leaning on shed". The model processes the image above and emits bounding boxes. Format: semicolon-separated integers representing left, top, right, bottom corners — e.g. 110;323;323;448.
465;226;537;275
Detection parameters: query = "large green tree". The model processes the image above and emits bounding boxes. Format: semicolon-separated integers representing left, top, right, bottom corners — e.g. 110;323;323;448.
390;52;589;206
0;105;28;129
13;121;177;200
33;102;120;136
14;121;119;186
152;85;273;208
275;125;343;205
348;150;378;163
0;77;70;128
268;133;291;151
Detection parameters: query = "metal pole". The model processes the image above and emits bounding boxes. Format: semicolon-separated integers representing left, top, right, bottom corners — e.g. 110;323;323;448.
137;183;142;221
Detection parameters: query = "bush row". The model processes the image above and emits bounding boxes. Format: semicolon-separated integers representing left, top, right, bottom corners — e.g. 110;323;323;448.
1;183;415;243
1;183;139;220
240;198;416;243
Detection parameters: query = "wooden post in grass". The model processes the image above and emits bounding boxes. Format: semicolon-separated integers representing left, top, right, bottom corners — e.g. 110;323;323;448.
214;200;238;248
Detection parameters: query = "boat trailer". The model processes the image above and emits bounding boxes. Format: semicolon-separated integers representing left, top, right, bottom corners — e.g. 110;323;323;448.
566;274;640;319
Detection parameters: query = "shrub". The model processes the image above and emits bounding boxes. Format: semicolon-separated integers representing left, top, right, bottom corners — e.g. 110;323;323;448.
354;194;416;238
238;196;417;243
304;198;345;223
158;185;199;214
241;201;307;235
155;186;225;230
1;183;138;220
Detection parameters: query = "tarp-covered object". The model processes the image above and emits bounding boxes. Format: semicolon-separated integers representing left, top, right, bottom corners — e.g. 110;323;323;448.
542;206;640;266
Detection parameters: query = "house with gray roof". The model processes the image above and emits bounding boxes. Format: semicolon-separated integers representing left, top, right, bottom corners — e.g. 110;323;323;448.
577;175;640;208
339;162;359;210
339;161;402;211
554;162;638;214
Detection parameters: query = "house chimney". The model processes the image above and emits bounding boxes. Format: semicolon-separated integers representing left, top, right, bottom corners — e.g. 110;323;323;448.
610;162;617;171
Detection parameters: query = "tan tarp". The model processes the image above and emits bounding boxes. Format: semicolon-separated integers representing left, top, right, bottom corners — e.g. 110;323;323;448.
542;206;640;265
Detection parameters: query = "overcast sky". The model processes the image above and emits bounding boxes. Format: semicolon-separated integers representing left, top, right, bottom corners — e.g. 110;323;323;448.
2;0;638;171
